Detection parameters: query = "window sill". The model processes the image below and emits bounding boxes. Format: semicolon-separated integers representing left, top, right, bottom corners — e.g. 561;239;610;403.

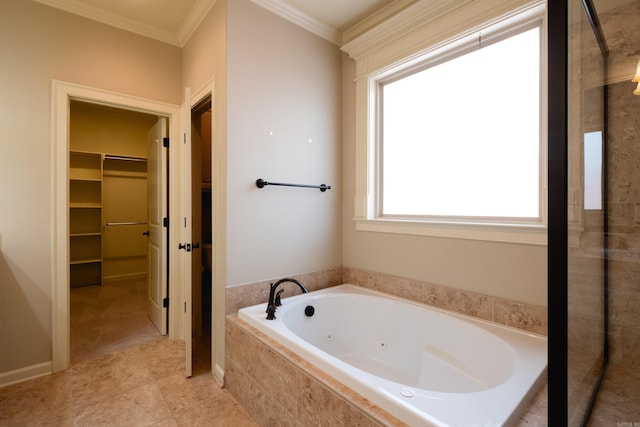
354;218;547;245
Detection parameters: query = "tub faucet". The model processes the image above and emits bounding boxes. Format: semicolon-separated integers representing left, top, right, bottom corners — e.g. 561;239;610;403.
266;278;308;320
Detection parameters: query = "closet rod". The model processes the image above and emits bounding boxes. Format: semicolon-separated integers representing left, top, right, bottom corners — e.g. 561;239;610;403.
104;221;148;227
104;154;147;162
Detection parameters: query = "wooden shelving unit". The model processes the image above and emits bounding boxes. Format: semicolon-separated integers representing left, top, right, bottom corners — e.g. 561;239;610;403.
69;151;103;287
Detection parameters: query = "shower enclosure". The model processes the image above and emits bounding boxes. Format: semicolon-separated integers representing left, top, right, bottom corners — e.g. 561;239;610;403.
550;0;640;424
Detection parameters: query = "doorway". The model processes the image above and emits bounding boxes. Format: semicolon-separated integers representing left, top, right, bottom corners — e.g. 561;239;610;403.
52;80;181;373
68;100;166;362
190;95;213;375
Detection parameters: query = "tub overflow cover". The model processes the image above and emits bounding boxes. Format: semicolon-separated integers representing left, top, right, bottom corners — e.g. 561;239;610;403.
304;305;315;317
400;388;415;398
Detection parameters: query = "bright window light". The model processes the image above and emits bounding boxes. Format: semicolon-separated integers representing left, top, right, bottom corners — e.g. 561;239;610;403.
380;26;541;220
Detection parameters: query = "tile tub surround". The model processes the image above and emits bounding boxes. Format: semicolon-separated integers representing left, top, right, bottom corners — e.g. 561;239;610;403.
225;268;548;424
225;315;549;427
343;268;548;335
225;315;409;426
225;268;344;316
226;267;547;336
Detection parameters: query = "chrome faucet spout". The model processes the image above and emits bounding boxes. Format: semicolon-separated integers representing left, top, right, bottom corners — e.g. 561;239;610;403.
265;278;308;320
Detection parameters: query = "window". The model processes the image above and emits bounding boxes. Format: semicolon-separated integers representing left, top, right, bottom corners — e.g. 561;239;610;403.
583;131;603;210
379;23;542;223
343;0;547;244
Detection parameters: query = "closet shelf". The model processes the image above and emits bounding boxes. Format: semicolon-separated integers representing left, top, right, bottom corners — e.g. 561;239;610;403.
70;177;101;183
70;258;102;265
104;154;147;162
70;203;102;208
70;232;101;237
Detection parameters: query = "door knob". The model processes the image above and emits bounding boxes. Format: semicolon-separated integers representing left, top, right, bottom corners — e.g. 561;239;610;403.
142;231;150;236
178;243;191;252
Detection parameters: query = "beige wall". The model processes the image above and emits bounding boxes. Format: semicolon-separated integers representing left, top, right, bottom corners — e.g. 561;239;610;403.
1;0;548;380
341;54;548;307
181;0;229;376
182;1;226;95
70;101;159;157
180;0;343;375
0;0;181;374
225;0;343;286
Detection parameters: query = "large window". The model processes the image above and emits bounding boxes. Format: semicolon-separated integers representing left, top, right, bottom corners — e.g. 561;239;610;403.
343;0;547;244
379;22;543;224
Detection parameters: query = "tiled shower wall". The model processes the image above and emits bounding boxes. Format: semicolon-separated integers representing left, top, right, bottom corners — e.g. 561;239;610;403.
606;80;640;368
588;0;640;373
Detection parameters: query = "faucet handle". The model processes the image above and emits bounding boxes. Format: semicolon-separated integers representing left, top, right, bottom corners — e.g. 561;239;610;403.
266;304;277;320
274;289;285;306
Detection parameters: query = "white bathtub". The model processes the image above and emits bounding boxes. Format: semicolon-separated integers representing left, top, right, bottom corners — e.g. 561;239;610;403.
238;284;547;426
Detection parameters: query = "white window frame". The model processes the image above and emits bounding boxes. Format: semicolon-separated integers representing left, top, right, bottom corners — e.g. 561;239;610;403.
342;0;547;245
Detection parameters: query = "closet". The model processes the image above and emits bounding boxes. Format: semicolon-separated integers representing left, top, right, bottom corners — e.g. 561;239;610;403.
68;101;158;287
102;155;148;281
191;96;212;370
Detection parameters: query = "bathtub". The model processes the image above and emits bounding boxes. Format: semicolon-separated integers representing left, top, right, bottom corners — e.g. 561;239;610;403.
238;284;547;426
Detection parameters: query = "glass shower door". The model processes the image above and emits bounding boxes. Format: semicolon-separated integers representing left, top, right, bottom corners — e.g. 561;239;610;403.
565;0;640;424
567;0;608;425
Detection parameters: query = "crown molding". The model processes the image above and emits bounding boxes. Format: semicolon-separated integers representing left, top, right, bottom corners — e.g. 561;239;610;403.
342;0;542;64
33;0;181;45
33;0;217;47
342;0;418;45
249;0;341;45
341;0;474;60
177;0;218;46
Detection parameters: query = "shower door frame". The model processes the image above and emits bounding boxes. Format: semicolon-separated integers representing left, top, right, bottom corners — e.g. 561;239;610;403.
548;0;610;424
547;0;569;422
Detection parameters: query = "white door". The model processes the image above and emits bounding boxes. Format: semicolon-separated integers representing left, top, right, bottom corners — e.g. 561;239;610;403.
147;117;168;335
182;88;193;377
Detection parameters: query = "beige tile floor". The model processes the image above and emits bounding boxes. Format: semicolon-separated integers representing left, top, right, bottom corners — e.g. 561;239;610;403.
4;278;634;426
588;362;640;426
69;279;161;364
0;279;258;427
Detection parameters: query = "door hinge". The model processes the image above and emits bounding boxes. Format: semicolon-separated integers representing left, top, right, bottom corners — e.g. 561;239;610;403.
183;133;187;144
163;297;169;308
163;217;169;227
163;137;169;148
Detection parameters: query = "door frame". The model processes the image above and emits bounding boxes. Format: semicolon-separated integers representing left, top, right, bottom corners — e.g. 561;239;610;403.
51;80;182;372
187;78;225;385
181;87;193;377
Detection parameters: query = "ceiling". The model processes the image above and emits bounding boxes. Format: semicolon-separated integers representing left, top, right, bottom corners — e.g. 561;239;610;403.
32;0;398;47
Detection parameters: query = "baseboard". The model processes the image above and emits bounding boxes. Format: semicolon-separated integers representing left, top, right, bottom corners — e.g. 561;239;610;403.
0;361;52;388
214;363;224;387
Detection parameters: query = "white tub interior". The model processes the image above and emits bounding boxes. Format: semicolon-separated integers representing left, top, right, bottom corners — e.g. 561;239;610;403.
238;284;547;426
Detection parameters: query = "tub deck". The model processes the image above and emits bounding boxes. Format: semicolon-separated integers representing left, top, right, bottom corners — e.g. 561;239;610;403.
226;296;548;426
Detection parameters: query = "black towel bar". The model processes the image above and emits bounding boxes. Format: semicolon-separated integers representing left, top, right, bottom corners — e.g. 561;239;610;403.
256;179;331;192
